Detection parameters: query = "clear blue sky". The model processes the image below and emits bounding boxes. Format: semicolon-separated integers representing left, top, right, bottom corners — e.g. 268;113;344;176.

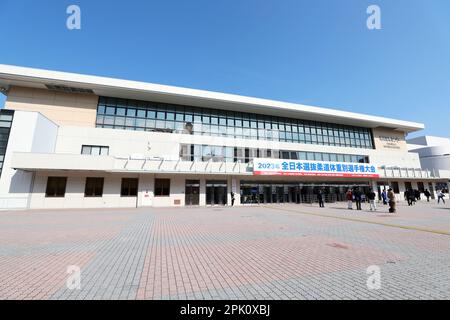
1;0;449;138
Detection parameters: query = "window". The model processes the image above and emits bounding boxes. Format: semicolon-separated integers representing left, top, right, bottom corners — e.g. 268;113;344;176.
0;110;14;178
84;177;104;197
155;179;170;196
45;177;67;197
81;145;109;156
95;97;375;149
391;182;400;194
121;178;138;197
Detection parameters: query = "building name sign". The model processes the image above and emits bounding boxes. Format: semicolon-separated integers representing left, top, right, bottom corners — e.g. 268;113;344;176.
378;135;402;149
379;136;400;143
253;158;380;178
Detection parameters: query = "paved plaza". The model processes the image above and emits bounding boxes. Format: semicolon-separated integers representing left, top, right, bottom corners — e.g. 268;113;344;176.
0;201;450;300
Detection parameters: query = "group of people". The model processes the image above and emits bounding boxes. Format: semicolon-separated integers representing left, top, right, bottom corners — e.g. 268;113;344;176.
404;188;427;206
345;188;378;211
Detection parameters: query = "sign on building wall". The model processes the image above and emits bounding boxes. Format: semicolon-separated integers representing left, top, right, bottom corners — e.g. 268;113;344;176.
373;128;407;151
253;158;380;178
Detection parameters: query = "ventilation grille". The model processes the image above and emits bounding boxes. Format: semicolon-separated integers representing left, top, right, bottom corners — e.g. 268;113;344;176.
45;84;94;94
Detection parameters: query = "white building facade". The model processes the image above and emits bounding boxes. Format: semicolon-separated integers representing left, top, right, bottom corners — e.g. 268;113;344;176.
407;136;450;192
0;65;446;209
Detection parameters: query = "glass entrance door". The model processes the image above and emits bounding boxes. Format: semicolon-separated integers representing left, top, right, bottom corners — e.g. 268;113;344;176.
206;180;228;205
185;180;200;205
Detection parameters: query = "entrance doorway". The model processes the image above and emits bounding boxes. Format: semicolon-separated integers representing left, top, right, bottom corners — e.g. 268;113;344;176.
185;180;200;205
206;180;228;205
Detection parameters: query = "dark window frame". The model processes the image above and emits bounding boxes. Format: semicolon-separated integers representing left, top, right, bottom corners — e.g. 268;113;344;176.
45;177;67;198
155;179;171;197
81;145;109;156
121;178;138;197
84;177;104;197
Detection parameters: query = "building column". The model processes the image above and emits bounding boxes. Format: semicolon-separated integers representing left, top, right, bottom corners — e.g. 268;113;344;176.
398;181;406;202
232;177;241;206
137;174;154;207
199;178;206;206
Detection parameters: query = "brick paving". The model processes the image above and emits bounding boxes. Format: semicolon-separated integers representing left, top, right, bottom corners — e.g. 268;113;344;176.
0;201;449;299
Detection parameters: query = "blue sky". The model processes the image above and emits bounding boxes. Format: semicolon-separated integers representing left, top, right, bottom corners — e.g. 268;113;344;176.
1;0;450;138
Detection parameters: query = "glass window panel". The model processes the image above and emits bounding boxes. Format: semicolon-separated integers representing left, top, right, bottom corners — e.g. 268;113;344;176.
156;120;165;129
103;116;114;125
165;121;175;130
146;119;156;128
176;113;184;121
100;147;109;156
97;105;105;114
127;108;136;117
114;117;125;126
81;146;91;155
137;109;146;118
136;118;145;127
91;147;100;155
166;112;175;121
297;152;306;160
146;110;156;119
157;112;165;120
105;107;115;115
125;118;136;127
116;108;126;116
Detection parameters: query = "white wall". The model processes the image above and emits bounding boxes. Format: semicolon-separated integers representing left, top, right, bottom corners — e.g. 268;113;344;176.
53;126;422;169
0;111;58;209
29;172;138;209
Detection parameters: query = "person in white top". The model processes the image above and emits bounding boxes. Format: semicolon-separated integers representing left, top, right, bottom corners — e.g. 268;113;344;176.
437;190;446;204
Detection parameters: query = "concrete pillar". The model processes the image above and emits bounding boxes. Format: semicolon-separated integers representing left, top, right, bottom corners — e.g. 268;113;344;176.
227;176;232;206
232;177;241;206
199;178;206;206
137;174;154;207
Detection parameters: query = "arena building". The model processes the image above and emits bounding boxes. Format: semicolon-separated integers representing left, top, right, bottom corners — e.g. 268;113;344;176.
0;65;446;209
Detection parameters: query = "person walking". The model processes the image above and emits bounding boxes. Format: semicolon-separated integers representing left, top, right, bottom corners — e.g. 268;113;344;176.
388;188;396;213
414;189;421;201
424;189;431;202
230;191;235;206
354;188;362;210
346;189;353;210
381;189;388;205
317;189;325;208
405;189;414;206
437;190;446;204
368;188;377;211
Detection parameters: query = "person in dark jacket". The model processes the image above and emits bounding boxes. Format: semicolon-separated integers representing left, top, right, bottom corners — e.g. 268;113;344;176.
407;189;416;206
317;189;325;208
368;189;377;211
424;189;431;202
414;189;421;201
381;189;388;205
354;188;362;210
